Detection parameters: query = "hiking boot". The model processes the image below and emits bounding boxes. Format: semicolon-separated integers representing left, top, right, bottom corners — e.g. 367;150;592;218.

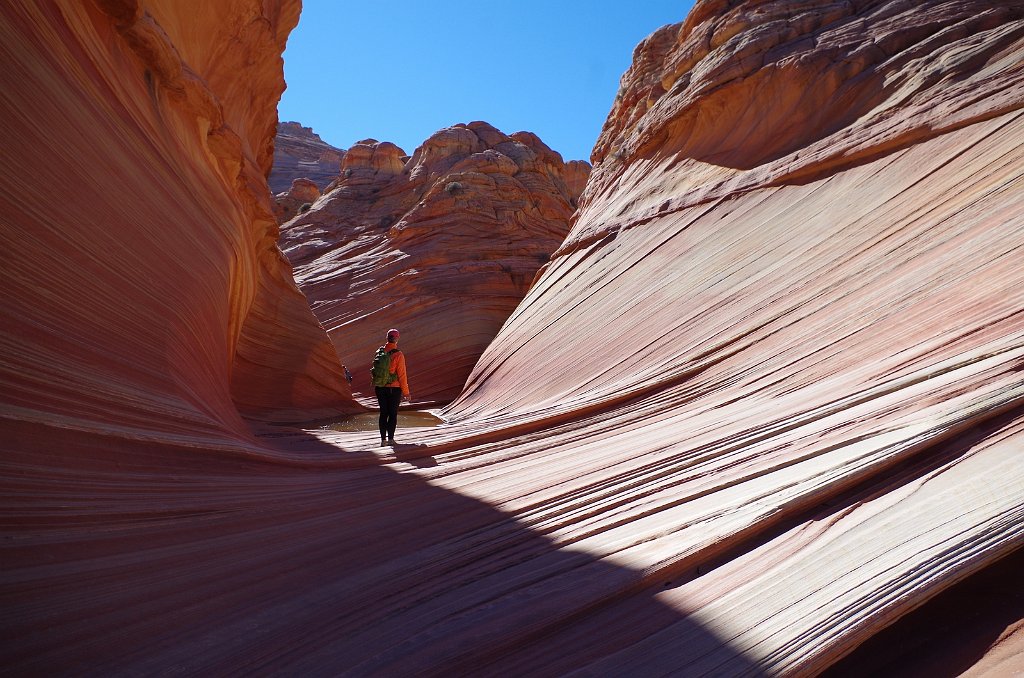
380;438;387;447
388;437;396;446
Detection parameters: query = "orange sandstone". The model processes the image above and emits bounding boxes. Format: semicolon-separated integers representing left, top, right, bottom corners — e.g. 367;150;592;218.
0;0;356;434
272;176;321;223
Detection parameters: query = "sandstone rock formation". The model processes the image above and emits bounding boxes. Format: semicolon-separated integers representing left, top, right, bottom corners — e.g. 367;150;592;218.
279;123;590;404
269;120;344;193
4;0;1024;675
562;159;592;206
272;176;321;222
0;0;358;434
436;1;1024;673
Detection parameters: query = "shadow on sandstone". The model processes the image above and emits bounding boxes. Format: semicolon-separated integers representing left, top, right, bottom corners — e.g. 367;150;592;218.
2;421;764;676
823;546;1024;677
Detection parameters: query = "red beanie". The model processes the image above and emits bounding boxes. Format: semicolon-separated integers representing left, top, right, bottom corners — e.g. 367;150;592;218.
387;328;400;341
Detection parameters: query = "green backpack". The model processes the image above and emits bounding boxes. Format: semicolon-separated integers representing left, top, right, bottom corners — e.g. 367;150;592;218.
370;346;399;387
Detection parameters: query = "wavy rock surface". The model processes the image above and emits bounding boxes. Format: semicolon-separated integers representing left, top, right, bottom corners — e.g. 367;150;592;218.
269;120;344;193
436;0;1024;673
280;124;589;403
4;0;1024;676
0;0;356;435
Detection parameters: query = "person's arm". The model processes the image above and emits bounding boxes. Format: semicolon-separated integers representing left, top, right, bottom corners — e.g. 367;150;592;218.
396;352;411;400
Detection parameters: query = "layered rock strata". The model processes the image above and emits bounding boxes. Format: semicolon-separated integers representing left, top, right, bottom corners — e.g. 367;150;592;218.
280;124;590;403
4;0;1024;676
269;120;344;193
0;0;356;436
438;0;1024;673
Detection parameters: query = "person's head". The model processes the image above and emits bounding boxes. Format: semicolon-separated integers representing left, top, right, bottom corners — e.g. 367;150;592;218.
386;328;400;343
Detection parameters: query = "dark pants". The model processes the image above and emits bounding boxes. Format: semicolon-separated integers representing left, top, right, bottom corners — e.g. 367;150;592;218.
375;386;402;440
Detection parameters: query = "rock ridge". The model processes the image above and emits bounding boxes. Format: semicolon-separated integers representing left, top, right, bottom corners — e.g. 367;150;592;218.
1;0;357;442
572;0;1024;254
443;1;1024;673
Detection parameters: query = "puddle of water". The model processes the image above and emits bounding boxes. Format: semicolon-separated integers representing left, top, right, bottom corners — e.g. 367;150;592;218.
314;410;445;433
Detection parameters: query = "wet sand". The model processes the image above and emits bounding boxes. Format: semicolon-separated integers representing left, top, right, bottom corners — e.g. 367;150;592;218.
312;410;446;433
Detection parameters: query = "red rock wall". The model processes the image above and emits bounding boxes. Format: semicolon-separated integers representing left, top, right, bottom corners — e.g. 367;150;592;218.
280;122;590;404
0;0;356;444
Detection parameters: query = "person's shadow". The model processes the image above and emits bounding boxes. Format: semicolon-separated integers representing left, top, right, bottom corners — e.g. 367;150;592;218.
391;441;437;467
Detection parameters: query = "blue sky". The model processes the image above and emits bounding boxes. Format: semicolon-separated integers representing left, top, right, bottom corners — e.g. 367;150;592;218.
278;1;695;163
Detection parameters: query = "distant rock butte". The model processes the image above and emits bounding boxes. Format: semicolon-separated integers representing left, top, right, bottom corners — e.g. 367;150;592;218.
269;120;344;193
279;122;590;403
4;0;1024;676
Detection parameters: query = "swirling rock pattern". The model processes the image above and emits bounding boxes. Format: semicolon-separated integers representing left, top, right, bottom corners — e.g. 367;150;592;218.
442;0;1024;672
0;0;356;436
280;124;590;403
3;0;1024;675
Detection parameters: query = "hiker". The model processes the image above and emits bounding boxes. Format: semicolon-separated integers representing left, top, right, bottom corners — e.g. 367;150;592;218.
370;328;411;446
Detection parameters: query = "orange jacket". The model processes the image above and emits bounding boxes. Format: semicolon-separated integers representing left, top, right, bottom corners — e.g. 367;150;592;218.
381;342;410;396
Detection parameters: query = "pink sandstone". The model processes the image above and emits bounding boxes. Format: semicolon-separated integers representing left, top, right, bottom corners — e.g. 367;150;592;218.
441;1;1024;673
2;0;1023;675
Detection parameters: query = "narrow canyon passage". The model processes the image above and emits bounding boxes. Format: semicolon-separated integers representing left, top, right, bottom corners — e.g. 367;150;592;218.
3;0;1023;674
